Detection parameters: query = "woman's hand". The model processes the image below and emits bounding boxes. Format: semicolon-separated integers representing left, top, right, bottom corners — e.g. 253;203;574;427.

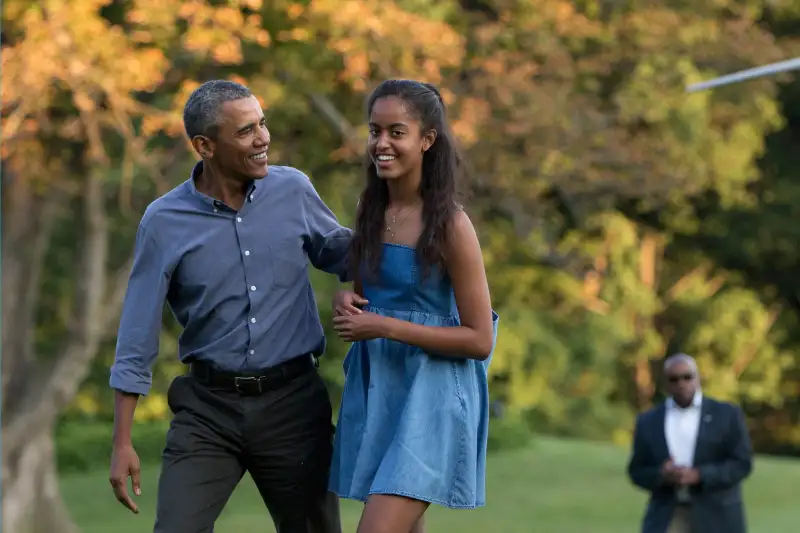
333;290;369;316
332;312;389;342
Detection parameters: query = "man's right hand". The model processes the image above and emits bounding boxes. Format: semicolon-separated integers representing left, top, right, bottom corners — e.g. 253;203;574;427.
110;443;142;514
660;458;681;485
333;290;368;316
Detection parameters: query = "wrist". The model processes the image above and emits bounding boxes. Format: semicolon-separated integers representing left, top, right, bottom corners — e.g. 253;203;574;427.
112;437;133;449
381;316;399;340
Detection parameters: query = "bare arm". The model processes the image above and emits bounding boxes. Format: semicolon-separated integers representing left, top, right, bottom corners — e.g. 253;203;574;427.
382;210;495;360
112;391;140;447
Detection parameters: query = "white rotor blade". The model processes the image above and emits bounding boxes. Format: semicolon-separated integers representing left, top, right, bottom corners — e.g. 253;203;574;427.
686;57;800;92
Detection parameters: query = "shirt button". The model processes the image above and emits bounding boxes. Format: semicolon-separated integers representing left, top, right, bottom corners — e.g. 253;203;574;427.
237;217;242;223
250;317;256;324
213;208;218;213
249;194;254;201
249;349;255;355
250;285;256;291
244;250;250;256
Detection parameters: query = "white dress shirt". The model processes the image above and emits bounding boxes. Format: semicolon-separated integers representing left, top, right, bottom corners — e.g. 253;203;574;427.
665;392;702;502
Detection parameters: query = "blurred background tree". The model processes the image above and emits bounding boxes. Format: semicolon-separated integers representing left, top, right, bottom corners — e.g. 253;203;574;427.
3;1;800;532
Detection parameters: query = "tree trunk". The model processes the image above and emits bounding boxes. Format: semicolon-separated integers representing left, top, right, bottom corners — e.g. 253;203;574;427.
1;171;60;416
1;165;134;533
2;425;78;533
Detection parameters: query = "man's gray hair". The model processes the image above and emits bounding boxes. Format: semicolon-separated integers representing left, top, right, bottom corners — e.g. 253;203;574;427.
664;353;698;374
183;80;253;139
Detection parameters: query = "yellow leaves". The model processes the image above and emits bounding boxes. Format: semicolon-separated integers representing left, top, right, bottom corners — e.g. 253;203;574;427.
212;6;244;27
611;428;632;448
212;40;244;64
134;393;169;422
71;390;101;417
481;57;506;77
128;1;181;28
306;0;464;91
255;29;271;47
286;3;305;19
72;92;97;112
2;0;164;167
145;80;199;138
177;1;200;18
343;53;370;82
450;97;491;147
288;27;312;42
131;1;274;67
178;2;271;64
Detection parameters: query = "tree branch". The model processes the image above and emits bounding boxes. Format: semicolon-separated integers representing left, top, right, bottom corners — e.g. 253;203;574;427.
4;97;116;452
306;91;362;157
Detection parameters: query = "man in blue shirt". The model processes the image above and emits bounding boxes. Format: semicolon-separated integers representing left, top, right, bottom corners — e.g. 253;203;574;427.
108;79;360;533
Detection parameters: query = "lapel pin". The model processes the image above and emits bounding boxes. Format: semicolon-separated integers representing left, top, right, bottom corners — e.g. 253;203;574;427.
703;414;712;423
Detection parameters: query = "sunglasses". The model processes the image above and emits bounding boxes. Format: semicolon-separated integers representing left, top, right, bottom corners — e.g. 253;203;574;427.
667;373;694;384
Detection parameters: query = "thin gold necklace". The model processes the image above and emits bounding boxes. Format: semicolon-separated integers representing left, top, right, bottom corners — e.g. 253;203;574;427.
385;201;420;238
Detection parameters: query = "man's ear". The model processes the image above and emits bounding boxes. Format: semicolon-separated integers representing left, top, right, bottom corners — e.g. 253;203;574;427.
191;136;215;159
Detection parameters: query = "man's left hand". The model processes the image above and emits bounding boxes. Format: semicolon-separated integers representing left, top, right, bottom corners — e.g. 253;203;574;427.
332;312;388;342
333;290;368;316
678;467;701;486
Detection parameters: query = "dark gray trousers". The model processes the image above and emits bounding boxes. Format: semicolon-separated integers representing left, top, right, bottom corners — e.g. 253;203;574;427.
153;365;341;533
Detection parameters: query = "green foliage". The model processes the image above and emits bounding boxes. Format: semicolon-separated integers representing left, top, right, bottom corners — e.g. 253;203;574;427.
487;415;536;453
56;420;170;474
6;0;800;464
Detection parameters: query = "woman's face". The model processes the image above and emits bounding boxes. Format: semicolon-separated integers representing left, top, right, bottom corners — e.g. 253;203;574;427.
367;95;434;180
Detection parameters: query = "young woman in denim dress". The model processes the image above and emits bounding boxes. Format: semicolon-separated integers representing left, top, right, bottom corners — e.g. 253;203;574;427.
328;79;500;533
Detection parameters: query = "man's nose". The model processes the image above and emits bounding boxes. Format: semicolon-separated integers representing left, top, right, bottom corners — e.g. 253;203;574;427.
256;127;270;147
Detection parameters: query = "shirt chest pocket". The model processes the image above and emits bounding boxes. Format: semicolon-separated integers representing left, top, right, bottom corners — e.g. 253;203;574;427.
269;237;308;288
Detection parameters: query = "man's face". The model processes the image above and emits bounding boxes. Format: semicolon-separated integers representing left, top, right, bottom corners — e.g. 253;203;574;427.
206;96;271;180
664;360;698;406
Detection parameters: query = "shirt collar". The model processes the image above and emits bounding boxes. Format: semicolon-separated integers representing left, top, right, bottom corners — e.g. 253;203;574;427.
667;391;703;411
186;160;258;209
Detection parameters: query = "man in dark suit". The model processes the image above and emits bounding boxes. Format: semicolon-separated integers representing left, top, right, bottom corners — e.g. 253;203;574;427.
626;353;754;533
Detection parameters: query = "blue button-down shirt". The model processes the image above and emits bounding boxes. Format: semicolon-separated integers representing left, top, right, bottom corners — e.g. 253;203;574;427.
110;163;352;396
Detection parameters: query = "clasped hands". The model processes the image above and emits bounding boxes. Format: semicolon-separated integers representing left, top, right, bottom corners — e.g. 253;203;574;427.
331;290;389;342
661;458;701;486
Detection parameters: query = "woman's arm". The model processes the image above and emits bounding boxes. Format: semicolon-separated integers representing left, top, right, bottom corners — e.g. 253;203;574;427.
382;210;495;360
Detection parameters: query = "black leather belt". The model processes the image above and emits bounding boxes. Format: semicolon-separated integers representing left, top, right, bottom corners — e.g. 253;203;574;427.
189;354;317;395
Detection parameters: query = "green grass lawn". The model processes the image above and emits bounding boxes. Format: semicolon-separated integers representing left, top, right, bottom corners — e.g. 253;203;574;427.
62;437;800;532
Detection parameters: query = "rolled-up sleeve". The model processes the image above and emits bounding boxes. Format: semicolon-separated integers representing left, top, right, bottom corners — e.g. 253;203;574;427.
109;217;170;396
300;173;353;282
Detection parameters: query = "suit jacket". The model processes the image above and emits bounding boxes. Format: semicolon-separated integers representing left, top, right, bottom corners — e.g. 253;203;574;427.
626;396;753;533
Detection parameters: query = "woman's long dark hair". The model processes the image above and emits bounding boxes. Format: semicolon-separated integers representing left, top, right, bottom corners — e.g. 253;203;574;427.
349;79;467;280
